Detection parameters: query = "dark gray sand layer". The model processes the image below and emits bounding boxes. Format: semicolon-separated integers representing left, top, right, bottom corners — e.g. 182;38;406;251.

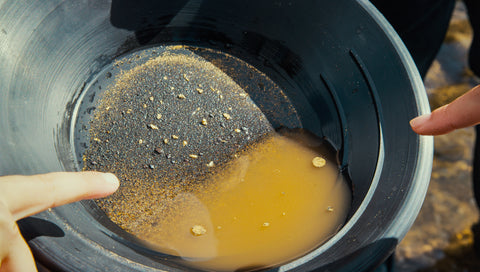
82;46;300;242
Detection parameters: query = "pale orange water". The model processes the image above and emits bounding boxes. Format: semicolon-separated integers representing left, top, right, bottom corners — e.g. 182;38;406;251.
141;133;351;271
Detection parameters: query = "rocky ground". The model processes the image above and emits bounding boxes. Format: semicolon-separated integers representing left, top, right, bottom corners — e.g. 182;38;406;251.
394;1;480;271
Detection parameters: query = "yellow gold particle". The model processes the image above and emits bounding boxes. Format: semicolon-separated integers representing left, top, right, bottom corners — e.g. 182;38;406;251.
182;140;188;147
234;128;241;133
163;139;169;144
178;94;186;99
312;157;326;168
143;104;147;108
149;96;154;101
171;135;179;139
262;222;270;227
207;161;215;167
223;113;232;120
93;137;101;143
138;139;144;144
126;109;132;114
191;225;206;236
148;124;159;130
223;113;231;120
183;74;190;82
196;88;204;94
201;118;208;126
327;206;334;212
156;113;162;120
189;154;199;159
163;76;168;80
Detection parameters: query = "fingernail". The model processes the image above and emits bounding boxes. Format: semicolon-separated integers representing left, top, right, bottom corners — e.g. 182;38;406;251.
410;113;431;129
102;173;120;188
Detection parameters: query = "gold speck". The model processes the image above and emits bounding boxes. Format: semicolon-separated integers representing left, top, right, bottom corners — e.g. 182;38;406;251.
170;86;174;91
189;154;199;159
312;157;326;168
210;86;216;92
183;74;190;82
201;118;208;126
156;113;162;120
143;104;147;108
93;137;101;143
196;88;204;94
163;139;169;144
160;100;164;104
126;109;132;114
191;225;206;236
172;135;179;139
163;76;168;80
219;94;224;99
217;226;222;230
178;94;186;99
223;113;232;120
239;93;248;98
105;106;111;111
262;222;270;227
234;128;241;133
138;139;144;144
228;107;232;111
182;140;188;147
282;212;286;216
207;161;215;167
148;124;159;130
327;206;334;212
149;96;154;101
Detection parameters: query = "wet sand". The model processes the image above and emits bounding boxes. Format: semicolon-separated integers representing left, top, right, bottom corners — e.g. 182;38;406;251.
395;1;480;271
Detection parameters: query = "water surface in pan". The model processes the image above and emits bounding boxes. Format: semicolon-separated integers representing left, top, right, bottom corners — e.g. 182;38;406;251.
77;45;351;271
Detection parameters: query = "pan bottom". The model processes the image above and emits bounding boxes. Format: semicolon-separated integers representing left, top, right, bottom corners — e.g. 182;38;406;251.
72;44;351;271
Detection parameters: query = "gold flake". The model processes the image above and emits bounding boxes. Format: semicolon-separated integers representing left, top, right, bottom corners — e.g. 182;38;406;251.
223;113;231;120
191;225;206;236
312;157;326;168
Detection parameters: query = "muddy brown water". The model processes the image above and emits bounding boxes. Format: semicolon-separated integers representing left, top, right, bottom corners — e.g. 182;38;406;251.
82;45;351;271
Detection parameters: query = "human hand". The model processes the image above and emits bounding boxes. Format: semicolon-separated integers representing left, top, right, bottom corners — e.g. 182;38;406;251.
410;84;480;135
0;171;119;272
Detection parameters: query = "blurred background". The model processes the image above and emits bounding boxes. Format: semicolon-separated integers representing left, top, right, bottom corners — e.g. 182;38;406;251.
394;1;480;271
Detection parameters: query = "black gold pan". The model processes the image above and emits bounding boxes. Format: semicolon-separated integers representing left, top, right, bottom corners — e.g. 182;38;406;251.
0;0;432;271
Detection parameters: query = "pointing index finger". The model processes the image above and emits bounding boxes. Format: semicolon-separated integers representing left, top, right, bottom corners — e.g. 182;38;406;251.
410;84;480;135
0;171;119;221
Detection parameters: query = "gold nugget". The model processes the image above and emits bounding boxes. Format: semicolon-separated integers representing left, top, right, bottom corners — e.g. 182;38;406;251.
191;225;206;236
312;157;326;168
